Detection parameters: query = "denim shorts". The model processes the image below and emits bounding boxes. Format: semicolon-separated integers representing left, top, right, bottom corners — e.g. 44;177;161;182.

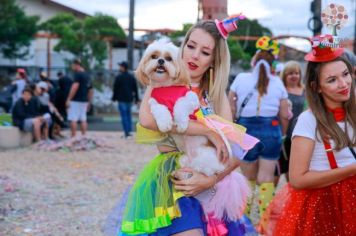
237;116;282;162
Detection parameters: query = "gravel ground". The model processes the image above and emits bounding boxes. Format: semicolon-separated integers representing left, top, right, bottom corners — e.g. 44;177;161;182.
0;131;156;236
0;131;286;236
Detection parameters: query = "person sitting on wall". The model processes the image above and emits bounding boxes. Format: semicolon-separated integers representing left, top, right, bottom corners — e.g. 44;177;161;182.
12;87;49;142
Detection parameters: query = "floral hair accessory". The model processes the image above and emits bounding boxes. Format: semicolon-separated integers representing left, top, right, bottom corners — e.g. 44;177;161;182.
215;13;245;39
255;36;280;56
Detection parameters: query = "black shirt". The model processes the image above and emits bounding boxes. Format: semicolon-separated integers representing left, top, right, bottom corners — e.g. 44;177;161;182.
112;71;139;103
58;75;72;99
72;72;92;102
12;97;41;130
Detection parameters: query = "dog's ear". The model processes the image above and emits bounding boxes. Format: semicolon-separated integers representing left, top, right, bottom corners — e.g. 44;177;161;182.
135;58;150;86
175;57;190;85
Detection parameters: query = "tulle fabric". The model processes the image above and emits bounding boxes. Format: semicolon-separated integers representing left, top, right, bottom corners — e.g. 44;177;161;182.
258;175;356;236
200;171;250;221
121;152;184;234
197;113;260;159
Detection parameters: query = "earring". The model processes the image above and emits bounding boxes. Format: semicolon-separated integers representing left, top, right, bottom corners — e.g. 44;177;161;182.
209;67;214;93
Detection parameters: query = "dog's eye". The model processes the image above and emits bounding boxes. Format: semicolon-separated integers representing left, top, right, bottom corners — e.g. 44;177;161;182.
165;56;172;61
151;54;158;59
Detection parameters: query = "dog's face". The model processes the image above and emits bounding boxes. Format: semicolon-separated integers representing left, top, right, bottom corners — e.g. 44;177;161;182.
136;39;190;87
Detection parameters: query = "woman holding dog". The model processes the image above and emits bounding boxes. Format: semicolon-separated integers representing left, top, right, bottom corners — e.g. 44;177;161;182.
119;17;256;236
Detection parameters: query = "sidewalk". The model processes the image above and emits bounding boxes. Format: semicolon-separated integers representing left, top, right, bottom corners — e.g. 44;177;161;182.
87;114;138;132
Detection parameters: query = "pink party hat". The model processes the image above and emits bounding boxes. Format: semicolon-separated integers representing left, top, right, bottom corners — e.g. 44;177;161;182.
215;13;245;39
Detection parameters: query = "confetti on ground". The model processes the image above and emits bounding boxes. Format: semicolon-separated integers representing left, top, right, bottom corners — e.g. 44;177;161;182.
0;131;157;236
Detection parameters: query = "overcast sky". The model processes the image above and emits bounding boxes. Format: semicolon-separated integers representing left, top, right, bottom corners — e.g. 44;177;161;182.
54;0;355;51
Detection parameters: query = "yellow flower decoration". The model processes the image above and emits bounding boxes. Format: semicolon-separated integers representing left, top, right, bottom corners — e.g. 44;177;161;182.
256;36;280;56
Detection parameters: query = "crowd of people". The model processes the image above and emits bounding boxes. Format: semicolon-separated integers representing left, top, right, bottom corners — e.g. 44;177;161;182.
8;59;94;142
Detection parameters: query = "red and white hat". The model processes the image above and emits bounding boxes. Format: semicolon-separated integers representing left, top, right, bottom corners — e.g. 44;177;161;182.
304;34;344;62
215;13;245;39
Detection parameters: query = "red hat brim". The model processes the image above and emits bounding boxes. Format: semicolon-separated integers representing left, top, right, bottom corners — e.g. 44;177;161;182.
304;48;344;62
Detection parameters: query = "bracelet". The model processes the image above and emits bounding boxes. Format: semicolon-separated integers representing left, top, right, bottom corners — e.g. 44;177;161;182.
210;173;219;195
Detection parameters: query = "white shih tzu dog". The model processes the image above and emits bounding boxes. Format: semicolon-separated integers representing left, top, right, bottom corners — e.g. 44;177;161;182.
136;39;250;221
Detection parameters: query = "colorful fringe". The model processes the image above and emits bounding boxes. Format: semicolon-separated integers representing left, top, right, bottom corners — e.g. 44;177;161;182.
196;113;260;159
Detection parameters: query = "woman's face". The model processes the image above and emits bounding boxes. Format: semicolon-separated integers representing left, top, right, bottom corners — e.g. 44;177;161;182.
285;69;301;86
318;60;352;108
182;28;215;83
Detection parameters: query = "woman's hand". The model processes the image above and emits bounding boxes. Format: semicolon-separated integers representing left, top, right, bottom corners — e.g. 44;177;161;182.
171;167;216;196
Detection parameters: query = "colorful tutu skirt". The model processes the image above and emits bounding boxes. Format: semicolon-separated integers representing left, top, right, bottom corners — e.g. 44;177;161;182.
119;151;257;235
259;175;356;236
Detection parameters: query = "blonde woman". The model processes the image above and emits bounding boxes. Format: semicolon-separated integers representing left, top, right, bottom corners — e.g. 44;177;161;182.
278;61;306;181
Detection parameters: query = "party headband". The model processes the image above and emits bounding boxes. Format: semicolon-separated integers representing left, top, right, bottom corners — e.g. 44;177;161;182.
255;36;280;56
305;3;347;62
215;13;245;39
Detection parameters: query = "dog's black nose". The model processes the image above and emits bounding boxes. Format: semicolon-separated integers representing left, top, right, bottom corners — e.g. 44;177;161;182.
158;59;164;65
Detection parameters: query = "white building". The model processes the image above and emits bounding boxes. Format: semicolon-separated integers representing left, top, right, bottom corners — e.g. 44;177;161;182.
0;0;141;79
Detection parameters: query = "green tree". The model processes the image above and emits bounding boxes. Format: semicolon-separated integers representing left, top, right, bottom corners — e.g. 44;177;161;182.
169;23;193;41
41;13;126;69
84;13;126;69
227;38;251;69
231;18;272;57
0;0;39;59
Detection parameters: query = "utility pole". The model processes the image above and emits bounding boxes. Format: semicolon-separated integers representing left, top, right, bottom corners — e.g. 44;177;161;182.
128;0;135;70
309;0;322;36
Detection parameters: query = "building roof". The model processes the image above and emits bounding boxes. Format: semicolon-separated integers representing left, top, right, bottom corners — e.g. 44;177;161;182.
43;0;91;18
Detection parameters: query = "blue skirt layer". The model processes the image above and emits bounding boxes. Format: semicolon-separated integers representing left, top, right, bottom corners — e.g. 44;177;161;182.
112;195;256;236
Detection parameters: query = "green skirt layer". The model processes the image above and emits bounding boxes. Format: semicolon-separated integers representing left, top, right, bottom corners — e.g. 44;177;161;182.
121;152;184;235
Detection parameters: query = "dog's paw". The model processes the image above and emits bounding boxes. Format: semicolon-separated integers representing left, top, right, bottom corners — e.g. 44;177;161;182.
149;98;173;132
156;117;173;132
175;118;189;133
186;91;200;108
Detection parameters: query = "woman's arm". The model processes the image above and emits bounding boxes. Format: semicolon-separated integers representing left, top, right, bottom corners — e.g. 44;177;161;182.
278;98;290;135
289;136;356;189
228;91;238;121
172;94;241;196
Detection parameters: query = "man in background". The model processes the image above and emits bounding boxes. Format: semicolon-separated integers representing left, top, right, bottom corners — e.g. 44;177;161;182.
112;61;139;138
56;71;72;121
66;59;93;137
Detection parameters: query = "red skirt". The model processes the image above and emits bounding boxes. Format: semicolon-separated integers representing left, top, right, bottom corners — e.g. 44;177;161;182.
259;175;356;236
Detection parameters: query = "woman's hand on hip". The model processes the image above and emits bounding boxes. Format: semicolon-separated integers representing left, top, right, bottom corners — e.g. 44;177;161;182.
171;167;215;196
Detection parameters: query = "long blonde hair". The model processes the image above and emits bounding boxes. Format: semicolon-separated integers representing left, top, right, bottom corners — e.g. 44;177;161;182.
305;56;356;150
281;61;303;88
180;20;230;116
